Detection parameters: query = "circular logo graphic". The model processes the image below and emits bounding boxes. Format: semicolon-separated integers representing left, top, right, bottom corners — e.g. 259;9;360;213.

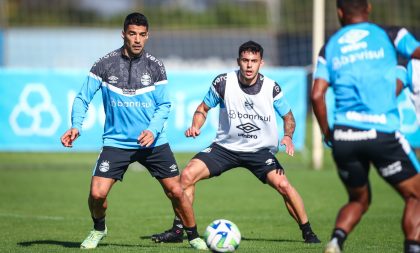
99;160;110;173
141;73;152;86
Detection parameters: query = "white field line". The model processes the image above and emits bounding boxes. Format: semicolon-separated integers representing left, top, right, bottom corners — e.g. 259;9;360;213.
0;212;65;221
0;212;176;221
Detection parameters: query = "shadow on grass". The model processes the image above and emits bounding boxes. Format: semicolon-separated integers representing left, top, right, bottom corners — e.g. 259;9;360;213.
139;235;302;244
241;237;302;243
17;240;145;248
18;240;80;248
139;235;187;240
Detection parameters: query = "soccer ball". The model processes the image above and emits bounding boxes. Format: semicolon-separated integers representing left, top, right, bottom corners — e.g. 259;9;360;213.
203;219;241;252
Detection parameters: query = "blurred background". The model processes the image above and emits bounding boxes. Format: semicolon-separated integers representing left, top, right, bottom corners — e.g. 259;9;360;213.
0;0;420;69
0;0;419;162
1;0;419;68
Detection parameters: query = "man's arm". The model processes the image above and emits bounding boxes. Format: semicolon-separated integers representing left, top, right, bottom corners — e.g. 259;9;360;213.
280;110;295;156
412;46;420;59
185;73;223;138
139;83;171;147
60;128;80;148
272;82;294;156
185;102;211;138
311;78;331;146
71;72;102;132
61;71;101;148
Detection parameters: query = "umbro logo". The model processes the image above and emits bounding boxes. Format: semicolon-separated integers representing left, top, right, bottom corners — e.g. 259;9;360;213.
244;100;254;109
201;147;212;153
108;75;118;84
169;164;178;172
338;29;370;53
236;123;260;133
265;159;275;166
338;29;369;44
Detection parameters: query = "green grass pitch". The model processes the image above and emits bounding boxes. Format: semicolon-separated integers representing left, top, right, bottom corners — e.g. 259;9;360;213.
0;152;406;252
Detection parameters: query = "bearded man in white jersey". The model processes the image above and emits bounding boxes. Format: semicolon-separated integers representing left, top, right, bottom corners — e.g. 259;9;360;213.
151;40;320;244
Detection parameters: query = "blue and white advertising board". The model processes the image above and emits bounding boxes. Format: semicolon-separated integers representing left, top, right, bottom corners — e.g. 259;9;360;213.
0;68;308;152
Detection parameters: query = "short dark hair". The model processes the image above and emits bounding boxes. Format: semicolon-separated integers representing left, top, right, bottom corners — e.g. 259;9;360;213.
238;41;264;58
124;12;149;31
337;0;368;15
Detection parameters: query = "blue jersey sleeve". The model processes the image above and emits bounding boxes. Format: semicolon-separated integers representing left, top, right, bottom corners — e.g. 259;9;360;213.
146;82;171;138
203;85;222;108
393;28;420;58
313;46;330;82
71;72;102;133
273;89;291;116
203;74;226;108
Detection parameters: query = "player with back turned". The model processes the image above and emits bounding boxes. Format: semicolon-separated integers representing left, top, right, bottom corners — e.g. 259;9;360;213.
311;1;420;253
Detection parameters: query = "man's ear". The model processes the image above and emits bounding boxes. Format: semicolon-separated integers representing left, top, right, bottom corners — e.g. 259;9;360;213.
367;3;372;14
260;59;265;67
337;8;344;20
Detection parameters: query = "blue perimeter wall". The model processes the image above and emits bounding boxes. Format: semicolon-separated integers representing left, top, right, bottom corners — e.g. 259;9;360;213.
0;68;308;152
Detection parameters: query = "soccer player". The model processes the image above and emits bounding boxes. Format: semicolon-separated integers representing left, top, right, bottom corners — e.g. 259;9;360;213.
151;40;321;244
311;1;420;253
60;12;207;250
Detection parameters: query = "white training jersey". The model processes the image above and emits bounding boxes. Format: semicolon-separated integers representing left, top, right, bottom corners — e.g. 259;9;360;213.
407;59;420;125
203;71;291;153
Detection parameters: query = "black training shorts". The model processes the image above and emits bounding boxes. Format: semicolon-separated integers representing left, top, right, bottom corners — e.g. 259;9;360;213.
193;143;283;183
332;125;419;187
93;143;179;181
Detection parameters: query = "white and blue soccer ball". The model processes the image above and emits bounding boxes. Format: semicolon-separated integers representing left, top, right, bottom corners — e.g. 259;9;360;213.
203;219;241;252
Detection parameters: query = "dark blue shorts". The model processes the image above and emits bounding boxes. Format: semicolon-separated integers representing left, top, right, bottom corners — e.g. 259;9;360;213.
93;143;179;181
193;143;284;183
332;125;419;187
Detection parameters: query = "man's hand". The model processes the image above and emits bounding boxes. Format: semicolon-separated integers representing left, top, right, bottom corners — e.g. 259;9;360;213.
60;128;80;148
138;130;155;147
280;135;294;156
185;126;201;138
323;129;333;148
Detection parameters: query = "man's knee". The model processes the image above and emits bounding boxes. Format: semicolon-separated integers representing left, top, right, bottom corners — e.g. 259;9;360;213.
180;166;198;189
396;174;420;200
90;176;114;201
271;176;293;196
90;189;107;201
161;177;184;200
168;186;184;200
348;187;371;213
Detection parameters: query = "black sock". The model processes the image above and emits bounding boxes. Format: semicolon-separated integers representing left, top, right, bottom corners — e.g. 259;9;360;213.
331;228;347;250
404;240;420;253
92;216;106;231
184;225;199;241
172;216;184;233
299;221;313;235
